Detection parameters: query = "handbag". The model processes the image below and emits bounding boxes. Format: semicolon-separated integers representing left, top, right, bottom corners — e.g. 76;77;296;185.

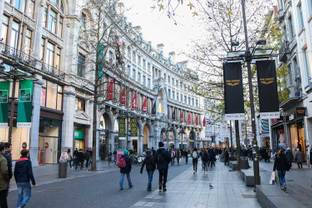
269;171;276;185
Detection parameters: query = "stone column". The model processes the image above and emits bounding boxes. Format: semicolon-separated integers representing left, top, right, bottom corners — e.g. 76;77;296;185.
62;86;76;151
29;76;42;166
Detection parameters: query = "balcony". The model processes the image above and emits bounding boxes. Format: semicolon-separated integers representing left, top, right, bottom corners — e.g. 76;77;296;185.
0;42;35;67
279;41;289;63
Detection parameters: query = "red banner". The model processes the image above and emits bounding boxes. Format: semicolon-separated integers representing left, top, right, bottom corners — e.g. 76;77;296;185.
203;117;206;127
195;114;199;125
106;78;115;100
187;112;192;125
180;111;184;122
142;96;147;112
131;91;137;109
119;87;126;105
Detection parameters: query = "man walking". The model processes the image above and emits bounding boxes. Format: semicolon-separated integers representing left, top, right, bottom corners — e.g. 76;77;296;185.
3;143;12;182
191;148;199;174
295;148;303;169
14;150;36;208
140;150;156;191
0;143;9;208
156;142;171;192
118;150;133;191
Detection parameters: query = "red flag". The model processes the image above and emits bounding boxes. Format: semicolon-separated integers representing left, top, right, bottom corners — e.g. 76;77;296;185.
142;96;148;112
119;87;126;105
203;117;206;127
106;78;115;100
187;112;192;125
131;91;137;109
180;111;184;122
195;115;199;125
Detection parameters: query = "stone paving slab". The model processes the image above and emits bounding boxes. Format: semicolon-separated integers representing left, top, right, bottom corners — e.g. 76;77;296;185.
130;162;260;208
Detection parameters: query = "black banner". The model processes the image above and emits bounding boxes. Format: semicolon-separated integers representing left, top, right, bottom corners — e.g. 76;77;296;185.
256;60;279;115
223;62;244;120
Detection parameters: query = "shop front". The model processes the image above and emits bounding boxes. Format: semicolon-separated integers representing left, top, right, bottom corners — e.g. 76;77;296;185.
74;127;87;150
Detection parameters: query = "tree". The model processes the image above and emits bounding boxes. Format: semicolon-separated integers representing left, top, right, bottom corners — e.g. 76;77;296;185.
79;0;128;171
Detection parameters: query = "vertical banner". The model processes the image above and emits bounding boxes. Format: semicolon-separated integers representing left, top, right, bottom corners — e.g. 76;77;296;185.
130;118;137;136
256;60;280;119
17;80;33;128
106;78;114;100
142;96;147;112
0;81;10;127
131;91;137;109
195;115;199;126
223;62;245;120
202;117;206;127
187;112;192;125
172;108;176;120
180;111;184;122
97;43;105;79
118;117;126;137
119;87;126;105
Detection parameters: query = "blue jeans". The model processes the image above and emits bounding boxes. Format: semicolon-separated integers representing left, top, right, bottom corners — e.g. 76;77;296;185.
147;171;154;189
16;182;31;208
277;170;286;188
119;173;132;189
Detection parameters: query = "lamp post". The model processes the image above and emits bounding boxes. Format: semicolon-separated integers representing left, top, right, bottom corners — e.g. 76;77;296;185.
241;0;260;185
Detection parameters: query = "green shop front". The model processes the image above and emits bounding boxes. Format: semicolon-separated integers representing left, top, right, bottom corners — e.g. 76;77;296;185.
74;127;87;150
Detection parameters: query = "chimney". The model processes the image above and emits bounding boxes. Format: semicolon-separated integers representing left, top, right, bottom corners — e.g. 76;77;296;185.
156;43;164;55
169;51;176;63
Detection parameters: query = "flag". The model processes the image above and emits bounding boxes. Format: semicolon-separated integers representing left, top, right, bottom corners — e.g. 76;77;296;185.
187;112;192;125
195;114;198;125
106;78;114;100
203;117;206;127
131;91;137;109
180;111;184;122
151;100;156;114
142;96;147;112
119;86;126;105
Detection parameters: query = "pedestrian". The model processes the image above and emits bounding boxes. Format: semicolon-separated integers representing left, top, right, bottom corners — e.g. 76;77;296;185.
78;149;85;170
184;149;189;164
273;148;288;191
176;149;180;165
14;149;36;208
85;149;91;169
295;148;303;169
170;149;175;166
224;149;229;166
2;143;12;183
208;148;216;168
285;147;293;170
118;150;133;191
191;148;199;174
0;143;9;208
202;149;209;174
156;142;171;192
73;148;79;170
67;149;73;168
140;150;156;191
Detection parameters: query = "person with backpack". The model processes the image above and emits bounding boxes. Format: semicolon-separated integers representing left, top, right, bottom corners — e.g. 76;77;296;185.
192;148;199;174
118;150;133;191
140;150;156;191
156;142;171;192
14;149;36;208
0;143;9;208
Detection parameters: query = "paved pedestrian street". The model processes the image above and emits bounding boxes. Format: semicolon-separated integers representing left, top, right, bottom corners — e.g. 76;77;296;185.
131;162;260;208
7;161;260;208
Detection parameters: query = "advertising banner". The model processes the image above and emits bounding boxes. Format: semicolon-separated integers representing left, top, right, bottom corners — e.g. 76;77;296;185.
17;80;33;128
0;81;10;127
119;86;126;105
106;78;115;100
131;91;137;109
256;60;280;119
223;62;245;120
118;117;126;137
130;118;137;136
142;96;147;112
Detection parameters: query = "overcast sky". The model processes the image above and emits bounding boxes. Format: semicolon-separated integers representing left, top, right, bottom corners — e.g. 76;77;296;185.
121;0;206;62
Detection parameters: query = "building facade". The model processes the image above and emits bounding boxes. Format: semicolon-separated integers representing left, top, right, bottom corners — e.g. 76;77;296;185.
0;0;205;165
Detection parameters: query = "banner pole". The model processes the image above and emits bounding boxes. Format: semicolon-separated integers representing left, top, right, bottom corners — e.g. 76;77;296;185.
8;77;17;144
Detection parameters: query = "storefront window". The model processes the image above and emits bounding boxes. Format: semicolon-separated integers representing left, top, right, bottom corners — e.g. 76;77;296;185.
57;85;63;110
75;97;85;111
46;81;57;108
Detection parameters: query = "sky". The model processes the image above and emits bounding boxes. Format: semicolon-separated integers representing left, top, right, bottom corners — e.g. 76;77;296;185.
121;0;206;63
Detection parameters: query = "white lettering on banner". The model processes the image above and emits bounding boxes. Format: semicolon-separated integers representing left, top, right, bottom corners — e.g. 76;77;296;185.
224;113;245;121
260;112;280;119
17;122;32;128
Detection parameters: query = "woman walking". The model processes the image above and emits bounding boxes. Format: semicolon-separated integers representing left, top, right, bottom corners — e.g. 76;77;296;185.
140;150;156;191
273;148;289;191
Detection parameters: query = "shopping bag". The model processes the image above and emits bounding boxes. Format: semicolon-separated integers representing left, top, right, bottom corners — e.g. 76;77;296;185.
269;171;276;185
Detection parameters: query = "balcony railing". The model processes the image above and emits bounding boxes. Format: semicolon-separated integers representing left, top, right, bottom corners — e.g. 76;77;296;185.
0;42;65;80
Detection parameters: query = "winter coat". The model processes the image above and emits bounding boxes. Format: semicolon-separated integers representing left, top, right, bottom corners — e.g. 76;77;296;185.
14;157;36;185
140;154;156;173
0;154;9;191
120;155;132;174
273;153;288;171
156;148;171;170
3;151;12;179
295;151;303;163
202;152;209;162
285;150;293;163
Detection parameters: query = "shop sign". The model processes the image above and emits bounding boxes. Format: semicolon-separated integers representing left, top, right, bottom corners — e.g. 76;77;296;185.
74;129;85;140
0;81;10;127
295;107;306;118
118;117;126;137
17;80;33;128
130;118;137;136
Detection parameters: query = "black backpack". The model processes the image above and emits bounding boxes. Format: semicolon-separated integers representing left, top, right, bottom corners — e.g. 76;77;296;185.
145;155;155;170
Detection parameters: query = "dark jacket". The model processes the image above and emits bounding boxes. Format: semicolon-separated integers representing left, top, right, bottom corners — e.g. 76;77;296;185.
3;151;12;180
120;155;132;174
285;149;293;163
202;152;209;162
156;148;171;170
0;154;9;191
140;153;156;173
14;157;36;185
273;153;288;171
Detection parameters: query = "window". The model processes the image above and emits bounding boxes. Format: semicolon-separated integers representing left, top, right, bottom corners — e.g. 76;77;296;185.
303;48;311;81
46;42;55;67
81;13;87;29
46;81;57;109
132;68;136;80
55;47;61;71
168;89;171;97
26;0;35;18
180;94;183;102
23;28;32;55
143;75;146;86
76;97;86;111
40;38;45;60
287;15;295;39
168;75;170;84
143;59;146;69
147;63;151;73
177;92;179;101
147;78;151;89
138;55;141;66
164;73;166;81
172;91;175;99
297;3;304;31
127;47;131;59
180;81;182;88
192;98;194;106
127;65;131;75
184;95;187;103
1;15;9;45
188;96;191;105
138;72;141;83
10;21;20;49
132;51;136;62
196;99;198;107
48;9;57;33
58;16;63;37
176;80;178;86
14;0;26;12
172;78;174;85
77;53;86;77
